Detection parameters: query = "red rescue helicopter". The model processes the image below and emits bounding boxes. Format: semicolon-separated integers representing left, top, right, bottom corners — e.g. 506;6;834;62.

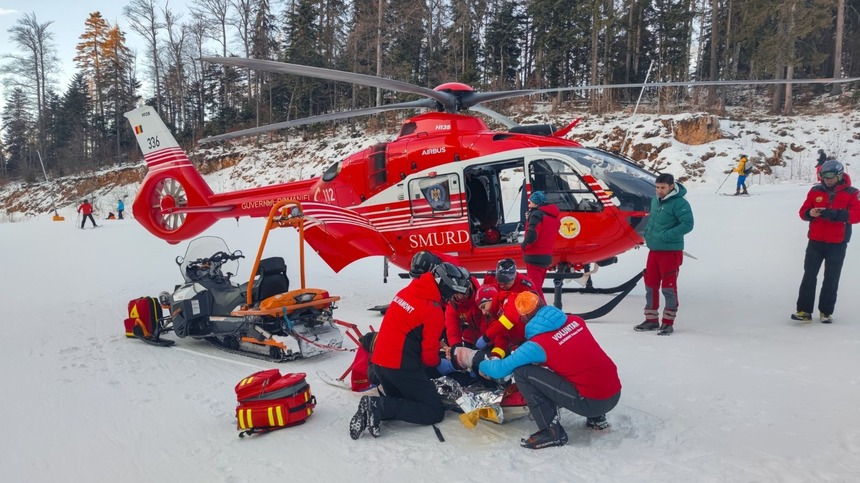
124;58;856;314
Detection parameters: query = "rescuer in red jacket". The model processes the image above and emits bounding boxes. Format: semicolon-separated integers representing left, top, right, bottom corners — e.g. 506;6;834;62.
791;160;860;323
349;262;471;440
522;191;560;295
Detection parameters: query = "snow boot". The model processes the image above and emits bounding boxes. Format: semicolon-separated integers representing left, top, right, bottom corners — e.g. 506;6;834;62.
658;324;674;336
742;188;749;195
365;396;382;437
820;312;833;324
586;415;610;430
734;188;740;196
349;397;369;440
634;321;660;332
520;423;568;449
791;311;812;321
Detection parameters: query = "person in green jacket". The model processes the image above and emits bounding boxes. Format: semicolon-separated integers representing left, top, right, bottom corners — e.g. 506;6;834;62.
634;173;695;336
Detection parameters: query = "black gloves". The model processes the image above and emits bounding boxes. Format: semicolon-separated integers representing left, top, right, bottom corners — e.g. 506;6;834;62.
819;209;842;221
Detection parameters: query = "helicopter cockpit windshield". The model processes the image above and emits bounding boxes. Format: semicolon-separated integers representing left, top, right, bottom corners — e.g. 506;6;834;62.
542;148;657;213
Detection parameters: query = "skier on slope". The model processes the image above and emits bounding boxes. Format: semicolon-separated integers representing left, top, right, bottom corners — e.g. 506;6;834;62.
77;199;98;229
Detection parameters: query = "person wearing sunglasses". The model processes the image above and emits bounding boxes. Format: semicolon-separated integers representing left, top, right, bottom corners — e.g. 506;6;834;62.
792;161;860;323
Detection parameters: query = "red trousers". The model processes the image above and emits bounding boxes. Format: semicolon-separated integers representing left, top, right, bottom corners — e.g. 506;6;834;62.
526;264;549;302
643;250;683;325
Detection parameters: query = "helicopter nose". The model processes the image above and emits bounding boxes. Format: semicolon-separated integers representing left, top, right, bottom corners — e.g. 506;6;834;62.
628;214;649;239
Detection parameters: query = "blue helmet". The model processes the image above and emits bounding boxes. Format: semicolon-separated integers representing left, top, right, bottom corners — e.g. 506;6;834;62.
528;191;547;205
820;160;844;181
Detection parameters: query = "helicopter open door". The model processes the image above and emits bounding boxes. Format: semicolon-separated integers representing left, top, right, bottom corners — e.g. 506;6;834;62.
464;160;528;247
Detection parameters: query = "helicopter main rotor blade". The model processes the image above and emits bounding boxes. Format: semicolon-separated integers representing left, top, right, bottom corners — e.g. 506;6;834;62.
198;99;437;144
519;77;860;97
467;105;519;128
202;56;458;111
461;77;860;107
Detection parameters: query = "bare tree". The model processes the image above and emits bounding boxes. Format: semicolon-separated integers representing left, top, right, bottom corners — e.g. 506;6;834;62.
185;19;209;129
123;0;165;112
162;5;187;127
376;0;384;106
707;0;719;107
230;0;255;102
831;0;845;95
2;12;58;152
192;0;232;106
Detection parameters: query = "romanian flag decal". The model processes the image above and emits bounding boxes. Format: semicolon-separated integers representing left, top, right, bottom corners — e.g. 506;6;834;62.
134;125;143;134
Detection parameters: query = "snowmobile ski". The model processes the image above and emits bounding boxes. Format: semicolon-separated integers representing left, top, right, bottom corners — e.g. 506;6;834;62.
132;324;175;346
133;334;175;347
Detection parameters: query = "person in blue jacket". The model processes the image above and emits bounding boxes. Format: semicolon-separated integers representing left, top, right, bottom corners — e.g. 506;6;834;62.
479;292;621;449
117;198;125;219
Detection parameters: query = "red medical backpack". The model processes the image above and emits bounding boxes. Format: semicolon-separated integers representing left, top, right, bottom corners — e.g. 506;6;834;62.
235;369;316;437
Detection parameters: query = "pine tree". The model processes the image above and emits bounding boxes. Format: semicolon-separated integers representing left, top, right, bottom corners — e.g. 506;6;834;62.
445;0;485;85
102;25;139;164
1;88;33;180
54;74;92;172
251;0;280;125
483;0;524;89
74;12;110;123
282;0;325;119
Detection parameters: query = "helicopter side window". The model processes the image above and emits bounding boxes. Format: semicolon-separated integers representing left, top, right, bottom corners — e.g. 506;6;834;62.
563;148;658;212
529;158;602;212
407;173;463;219
464;169;499;231
322;161;341;182
368;143;388;190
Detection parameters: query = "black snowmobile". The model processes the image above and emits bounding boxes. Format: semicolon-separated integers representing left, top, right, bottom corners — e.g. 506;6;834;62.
159;234;347;362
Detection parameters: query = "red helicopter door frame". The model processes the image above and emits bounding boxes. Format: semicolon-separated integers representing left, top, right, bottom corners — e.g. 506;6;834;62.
399;169;470;260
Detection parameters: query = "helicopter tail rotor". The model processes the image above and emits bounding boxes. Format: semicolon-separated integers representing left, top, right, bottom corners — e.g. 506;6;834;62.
125;106;220;243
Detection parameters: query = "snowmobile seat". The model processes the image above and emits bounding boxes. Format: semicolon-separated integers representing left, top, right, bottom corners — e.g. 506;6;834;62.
255;257;290;302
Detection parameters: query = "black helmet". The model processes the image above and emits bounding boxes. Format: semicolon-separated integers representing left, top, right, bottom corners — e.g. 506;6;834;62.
820;160;844;181
496;258;517;285
83;199;89;203
432;262;471;301
409;251;440;278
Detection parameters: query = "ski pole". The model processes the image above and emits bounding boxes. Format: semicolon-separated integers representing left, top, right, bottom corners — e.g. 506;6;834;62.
715;170;732;194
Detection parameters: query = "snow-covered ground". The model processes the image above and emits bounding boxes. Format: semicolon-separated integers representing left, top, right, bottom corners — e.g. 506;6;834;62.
2;178;860;482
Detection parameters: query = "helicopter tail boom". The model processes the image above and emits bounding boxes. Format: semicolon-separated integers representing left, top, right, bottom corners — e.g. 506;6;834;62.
125;106;218;243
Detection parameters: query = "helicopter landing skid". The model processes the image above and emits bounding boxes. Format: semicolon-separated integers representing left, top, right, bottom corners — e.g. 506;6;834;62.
545;270;644;321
